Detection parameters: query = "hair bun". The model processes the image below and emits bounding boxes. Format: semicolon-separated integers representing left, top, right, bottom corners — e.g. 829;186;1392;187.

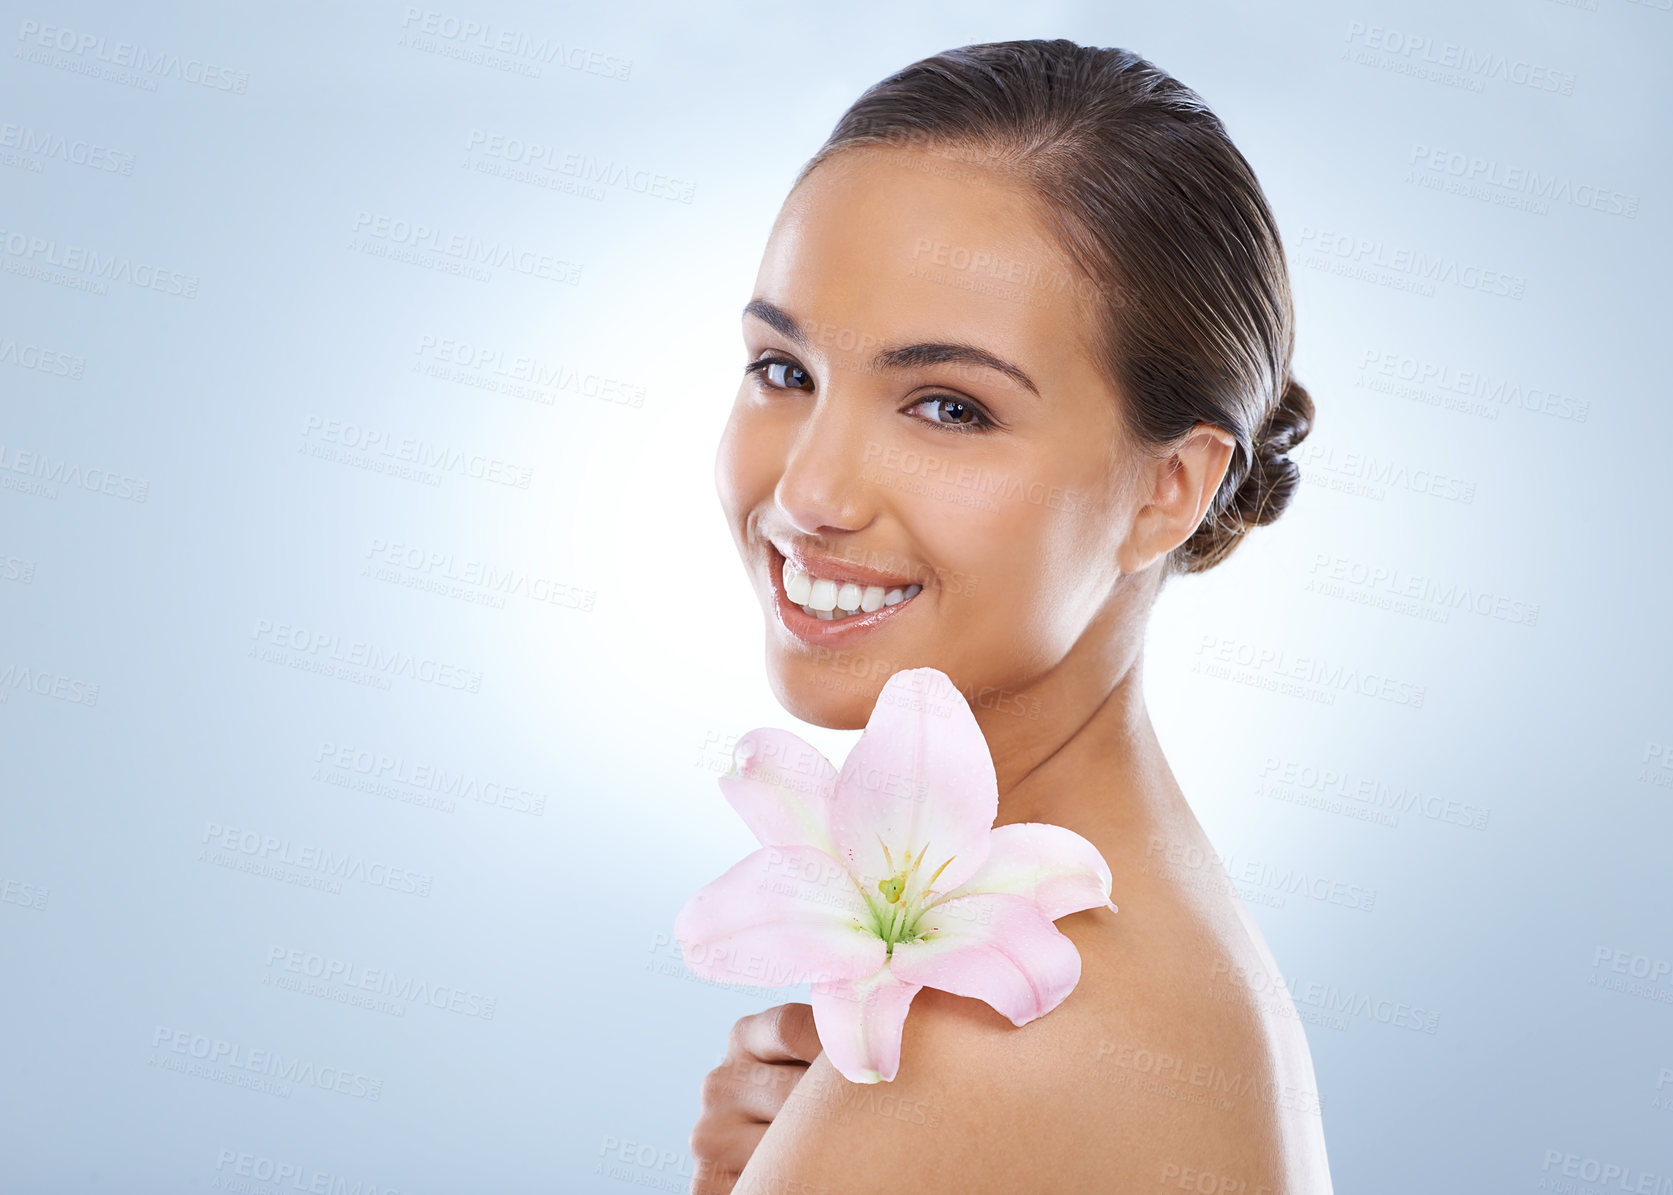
1262;377;1314;457
1228;377;1313;530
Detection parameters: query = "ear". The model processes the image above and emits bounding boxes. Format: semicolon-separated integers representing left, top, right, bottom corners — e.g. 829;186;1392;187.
1117;423;1238;574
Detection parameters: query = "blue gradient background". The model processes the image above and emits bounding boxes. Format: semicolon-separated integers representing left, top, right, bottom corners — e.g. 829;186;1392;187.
1;1;1669;1192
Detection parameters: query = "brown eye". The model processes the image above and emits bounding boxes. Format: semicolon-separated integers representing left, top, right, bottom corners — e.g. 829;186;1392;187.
910;396;991;431
765;361;812;390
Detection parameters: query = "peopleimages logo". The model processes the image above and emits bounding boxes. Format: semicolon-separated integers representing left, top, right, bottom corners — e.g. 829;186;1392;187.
1306;551;1541;628
1539;1150;1671;1194
1;878;49;910
1408;145;1638;218
1343;22;1577;95
1589;946;1673;1006
212;1148;407;1195
0;227;199;296
0;122;136;174
1210;960;1442;1034
398;8;632;80
0;442;149;501
1255;757;1491;832
1143;836;1378;913
465;130;695;203
0;336;85;378
265;945;497;1019
1357;349;1589;423
301;414;534;489
0;660;99;706
363;538;594;611
199;821;434;898
350;211;580;285
151;1026;383;1100
314;739;550;815
250;618;484;693
14;19;252;93
415;333;647;408
1295;225;1526;300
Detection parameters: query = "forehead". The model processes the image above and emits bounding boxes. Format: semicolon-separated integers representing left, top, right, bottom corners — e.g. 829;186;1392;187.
751;146;1102;379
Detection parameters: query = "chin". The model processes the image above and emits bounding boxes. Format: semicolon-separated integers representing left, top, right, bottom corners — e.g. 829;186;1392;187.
763;649;883;731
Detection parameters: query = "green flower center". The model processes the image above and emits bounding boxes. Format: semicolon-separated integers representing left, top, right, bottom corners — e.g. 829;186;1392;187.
860;838;954;955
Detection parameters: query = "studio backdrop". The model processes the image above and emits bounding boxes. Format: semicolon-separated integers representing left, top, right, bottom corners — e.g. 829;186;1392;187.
1;1;1669;1193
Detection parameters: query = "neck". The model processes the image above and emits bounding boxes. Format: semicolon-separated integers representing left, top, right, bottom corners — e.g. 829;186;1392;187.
972;583;1188;849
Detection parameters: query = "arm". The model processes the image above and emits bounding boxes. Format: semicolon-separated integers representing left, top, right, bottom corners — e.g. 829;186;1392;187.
691;1003;825;1195
730;987;1045;1195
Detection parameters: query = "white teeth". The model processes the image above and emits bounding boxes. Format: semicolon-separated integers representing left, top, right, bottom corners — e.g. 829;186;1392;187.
807;578;838;612
783;558;812;604
780;556;924;621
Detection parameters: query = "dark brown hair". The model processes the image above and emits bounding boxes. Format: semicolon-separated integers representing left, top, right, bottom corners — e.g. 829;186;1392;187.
793;39;1313;576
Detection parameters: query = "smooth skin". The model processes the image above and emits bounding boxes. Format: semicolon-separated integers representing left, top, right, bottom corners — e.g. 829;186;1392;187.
705;145;1334;1194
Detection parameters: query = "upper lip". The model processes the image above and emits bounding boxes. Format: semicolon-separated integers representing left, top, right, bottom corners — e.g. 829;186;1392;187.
769;540;923;590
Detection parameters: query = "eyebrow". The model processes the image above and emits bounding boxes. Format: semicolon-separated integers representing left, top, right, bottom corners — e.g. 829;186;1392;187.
742;298;1041;398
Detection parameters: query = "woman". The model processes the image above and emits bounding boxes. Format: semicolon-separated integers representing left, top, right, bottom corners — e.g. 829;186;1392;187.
698;38;1330;1193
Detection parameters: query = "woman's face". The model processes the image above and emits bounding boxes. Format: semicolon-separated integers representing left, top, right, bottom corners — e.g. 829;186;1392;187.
715;145;1146;729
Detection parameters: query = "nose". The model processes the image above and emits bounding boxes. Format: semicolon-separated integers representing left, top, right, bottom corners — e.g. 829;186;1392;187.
772;386;877;538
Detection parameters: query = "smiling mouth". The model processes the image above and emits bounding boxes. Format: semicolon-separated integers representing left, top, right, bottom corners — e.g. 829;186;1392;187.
767;544;924;625
782;558;922;620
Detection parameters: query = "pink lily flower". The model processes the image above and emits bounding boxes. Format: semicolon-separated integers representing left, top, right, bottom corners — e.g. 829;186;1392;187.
674;668;1117;1084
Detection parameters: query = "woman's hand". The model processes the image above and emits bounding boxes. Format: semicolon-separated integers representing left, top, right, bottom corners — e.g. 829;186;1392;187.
689;1003;823;1195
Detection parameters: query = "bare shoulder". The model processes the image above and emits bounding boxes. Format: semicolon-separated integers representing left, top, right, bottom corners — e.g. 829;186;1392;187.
1067;885;1336;1192
736;894;1333;1195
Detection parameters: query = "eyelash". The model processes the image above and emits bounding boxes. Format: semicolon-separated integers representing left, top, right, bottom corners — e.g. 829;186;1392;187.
742;356;997;434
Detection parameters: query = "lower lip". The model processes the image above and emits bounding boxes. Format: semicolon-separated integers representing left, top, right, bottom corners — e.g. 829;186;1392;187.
767;549;922;646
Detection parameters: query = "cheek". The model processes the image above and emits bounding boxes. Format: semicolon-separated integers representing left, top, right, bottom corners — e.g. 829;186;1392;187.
715;393;779;522
924;487;1117;661
912;487;1050;616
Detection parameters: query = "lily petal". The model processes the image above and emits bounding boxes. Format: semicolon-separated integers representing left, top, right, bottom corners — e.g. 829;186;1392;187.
827;668;997;893
810;964;923;1084
888;892;1082;1026
674;845;886;988
952;822;1117;920
717;727;840;856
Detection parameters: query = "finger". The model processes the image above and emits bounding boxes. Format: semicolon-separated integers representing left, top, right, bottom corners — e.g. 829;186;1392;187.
728;1002;822;1065
704;1057;807;1122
